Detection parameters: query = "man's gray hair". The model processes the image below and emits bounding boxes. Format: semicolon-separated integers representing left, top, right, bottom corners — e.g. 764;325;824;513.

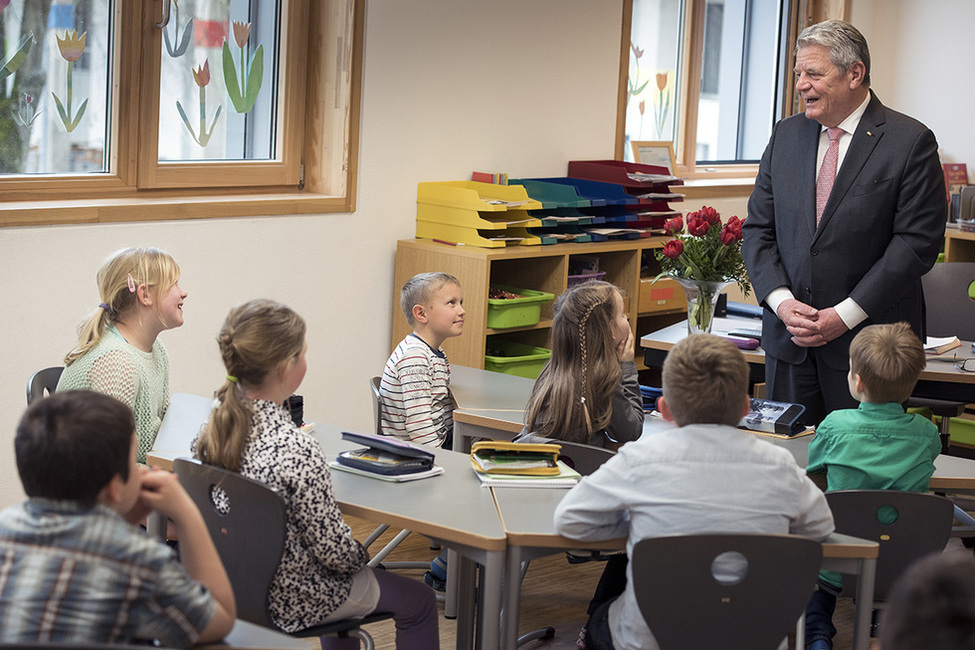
796;20;870;86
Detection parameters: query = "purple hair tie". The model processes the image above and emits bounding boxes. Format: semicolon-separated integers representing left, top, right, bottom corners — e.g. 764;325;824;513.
98;303;110;311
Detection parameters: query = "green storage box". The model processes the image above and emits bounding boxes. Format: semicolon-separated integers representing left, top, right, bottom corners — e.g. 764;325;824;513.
484;339;552;379
487;285;555;329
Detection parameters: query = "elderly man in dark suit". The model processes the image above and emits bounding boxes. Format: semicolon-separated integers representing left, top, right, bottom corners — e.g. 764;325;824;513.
742;19;946;429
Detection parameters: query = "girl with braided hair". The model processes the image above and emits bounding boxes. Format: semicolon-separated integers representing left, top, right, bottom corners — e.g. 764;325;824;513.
519;280;644;447
194;299;439;649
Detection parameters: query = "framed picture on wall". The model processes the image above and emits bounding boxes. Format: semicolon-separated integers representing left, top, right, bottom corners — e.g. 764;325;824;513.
631;141;677;174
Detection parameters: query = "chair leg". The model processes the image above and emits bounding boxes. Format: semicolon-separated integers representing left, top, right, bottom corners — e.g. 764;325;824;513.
348;628;374;650
368;529;425;568
795;611;805;649
363;524;389;549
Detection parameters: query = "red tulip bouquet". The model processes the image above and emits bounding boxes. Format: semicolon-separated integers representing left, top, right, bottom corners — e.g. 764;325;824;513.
654;206;751;332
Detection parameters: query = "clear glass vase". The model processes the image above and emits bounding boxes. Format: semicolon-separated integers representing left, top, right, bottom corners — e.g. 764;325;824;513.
673;277;732;335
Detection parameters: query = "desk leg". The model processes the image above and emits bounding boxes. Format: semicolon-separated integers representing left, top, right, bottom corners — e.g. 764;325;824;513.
477;549;503;650
502;545;525;650
454;553;476;650
445;548;459;619
851;557;876;650
453;421;474;454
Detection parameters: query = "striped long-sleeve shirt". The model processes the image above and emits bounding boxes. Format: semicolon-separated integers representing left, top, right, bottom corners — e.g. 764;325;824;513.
379;334;453;447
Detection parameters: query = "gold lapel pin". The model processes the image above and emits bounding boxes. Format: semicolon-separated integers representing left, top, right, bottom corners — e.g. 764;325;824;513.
866;131;873;136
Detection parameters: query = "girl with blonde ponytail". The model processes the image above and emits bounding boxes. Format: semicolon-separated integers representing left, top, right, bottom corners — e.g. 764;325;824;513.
193;299;439;648
519;280;644;446
57;247;186;463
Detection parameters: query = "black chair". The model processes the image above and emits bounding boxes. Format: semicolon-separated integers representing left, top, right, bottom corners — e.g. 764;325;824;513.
173;457;393;650
26;367;63;405
631;533;822;650
909;262;975;451
826;490;954;603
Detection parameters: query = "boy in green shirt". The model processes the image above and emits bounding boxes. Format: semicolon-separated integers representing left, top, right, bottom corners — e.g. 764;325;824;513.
804;321;942;650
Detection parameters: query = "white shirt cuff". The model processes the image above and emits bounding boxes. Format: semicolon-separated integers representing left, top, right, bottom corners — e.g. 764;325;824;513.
834;298;868;329
765;287;795;317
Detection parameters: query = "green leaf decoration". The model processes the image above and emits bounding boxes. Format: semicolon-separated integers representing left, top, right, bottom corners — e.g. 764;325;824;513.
163;17;194;58
241;45;263;113
1;34;33;81
222;40;264;114
222;42;242;111
52;92;69;124
65;98;88;132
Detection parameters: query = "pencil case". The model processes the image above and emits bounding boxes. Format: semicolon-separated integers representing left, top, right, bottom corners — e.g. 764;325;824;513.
336;431;436;475
470;440;562;475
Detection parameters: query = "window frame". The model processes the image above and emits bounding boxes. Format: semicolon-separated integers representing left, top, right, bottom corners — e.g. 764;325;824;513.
0;0;363;227
617;0;831;181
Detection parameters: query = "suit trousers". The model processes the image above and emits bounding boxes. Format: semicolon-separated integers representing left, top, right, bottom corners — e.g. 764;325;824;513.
765;347;858;428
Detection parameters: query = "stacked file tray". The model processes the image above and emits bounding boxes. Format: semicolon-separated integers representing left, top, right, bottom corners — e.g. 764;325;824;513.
527;176;645;241
508;178;597;244
567;160;684;230
416;181;545;248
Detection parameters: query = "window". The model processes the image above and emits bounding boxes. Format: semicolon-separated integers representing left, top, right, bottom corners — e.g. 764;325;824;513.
619;0;802;178
0;0;362;226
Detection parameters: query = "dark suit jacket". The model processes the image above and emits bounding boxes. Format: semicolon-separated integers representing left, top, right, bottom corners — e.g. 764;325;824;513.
742;91;946;369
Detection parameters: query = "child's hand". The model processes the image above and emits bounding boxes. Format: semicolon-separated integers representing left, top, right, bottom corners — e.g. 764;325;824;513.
134;468;196;523
123;466;154;524
617;328;635;362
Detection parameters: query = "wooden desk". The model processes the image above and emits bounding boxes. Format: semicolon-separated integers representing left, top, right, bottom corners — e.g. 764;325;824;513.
492;487;878;650
149;423;508;650
640;319;975;402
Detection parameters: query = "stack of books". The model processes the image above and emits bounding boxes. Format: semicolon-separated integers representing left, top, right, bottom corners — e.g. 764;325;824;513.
470;441;581;488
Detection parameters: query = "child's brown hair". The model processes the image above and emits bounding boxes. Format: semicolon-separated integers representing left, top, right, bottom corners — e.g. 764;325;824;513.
849;322;926;403
662;333;749;427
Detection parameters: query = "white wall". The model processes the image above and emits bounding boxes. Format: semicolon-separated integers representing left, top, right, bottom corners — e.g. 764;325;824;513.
0;0;623;508
851;0;975;172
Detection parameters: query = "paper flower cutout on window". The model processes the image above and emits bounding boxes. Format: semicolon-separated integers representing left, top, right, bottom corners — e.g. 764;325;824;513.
1;33;33;83
18;93;41;130
222;21;264;114
654;71;671;139
176;59;223;147
162;0;194;58
627;42;650;100
52;30;89;132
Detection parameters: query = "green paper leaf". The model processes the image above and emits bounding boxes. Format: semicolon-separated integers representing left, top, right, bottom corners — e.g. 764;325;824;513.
222;42;244;112
175;99;200;145
51;92;69;125
240;45;264;113
1;34;33;80
65;98;88;132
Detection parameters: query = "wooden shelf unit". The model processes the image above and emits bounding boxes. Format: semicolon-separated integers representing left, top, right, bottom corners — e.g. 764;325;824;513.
391;238;689;369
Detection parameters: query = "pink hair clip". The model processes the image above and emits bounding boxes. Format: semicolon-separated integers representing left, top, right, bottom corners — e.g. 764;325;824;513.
126;273;136;293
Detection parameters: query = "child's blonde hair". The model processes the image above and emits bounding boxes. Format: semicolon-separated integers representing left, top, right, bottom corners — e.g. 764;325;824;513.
524;280;624;443
662;333;749;427
400;272;460;327
64;247;181;365
195;299;307;472
849;322;926;403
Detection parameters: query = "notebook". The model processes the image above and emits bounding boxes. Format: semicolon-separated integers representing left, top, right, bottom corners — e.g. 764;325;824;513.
151;392;214;453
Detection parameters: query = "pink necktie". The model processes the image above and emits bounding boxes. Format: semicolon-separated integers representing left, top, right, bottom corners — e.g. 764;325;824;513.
816;127;844;225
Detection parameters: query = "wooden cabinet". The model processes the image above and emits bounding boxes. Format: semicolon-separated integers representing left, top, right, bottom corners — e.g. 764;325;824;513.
391;238;688;369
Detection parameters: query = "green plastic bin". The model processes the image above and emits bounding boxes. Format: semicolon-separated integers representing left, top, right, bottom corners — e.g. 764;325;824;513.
486;285;555;329
484;339;552;379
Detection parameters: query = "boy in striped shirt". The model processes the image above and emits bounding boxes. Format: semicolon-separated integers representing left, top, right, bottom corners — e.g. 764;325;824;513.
380;272;465;448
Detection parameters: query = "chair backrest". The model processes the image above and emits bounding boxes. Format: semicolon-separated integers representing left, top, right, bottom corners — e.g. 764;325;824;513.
370;376;382;434
26;367;63;405
555;440;615;476
173;457;286;628
631;533;822;650
826;490;954;600
921;262;975;339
